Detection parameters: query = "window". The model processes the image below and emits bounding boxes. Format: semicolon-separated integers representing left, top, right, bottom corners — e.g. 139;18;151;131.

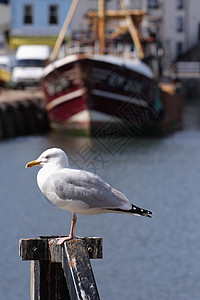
176;42;183;57
176;17;184;32
16;59;45;68
148;0;159;9
23;5;33;24
49;5;58;25
177;0;184;9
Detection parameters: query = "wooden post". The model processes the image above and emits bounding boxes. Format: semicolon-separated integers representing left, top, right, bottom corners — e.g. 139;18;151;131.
98;0;106;54
19;236;102;300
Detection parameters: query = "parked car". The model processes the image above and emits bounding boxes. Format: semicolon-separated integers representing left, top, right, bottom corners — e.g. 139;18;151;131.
11;45;51;88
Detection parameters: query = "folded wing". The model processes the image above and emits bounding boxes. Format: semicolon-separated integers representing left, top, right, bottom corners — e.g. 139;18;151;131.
42;168;132;211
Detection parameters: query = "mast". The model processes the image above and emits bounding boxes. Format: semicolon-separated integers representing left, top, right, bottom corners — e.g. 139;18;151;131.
120;0;144;59
98;0;106;54
50;0;79;62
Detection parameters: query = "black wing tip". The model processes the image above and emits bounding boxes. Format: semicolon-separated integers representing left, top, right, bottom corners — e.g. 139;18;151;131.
105;206;153;217
143;211;152;218
132;205;153;218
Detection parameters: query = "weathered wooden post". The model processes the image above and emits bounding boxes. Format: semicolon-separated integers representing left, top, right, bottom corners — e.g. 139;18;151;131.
19;236;103;300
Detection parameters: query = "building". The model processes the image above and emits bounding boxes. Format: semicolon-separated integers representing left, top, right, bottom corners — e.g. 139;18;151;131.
0;0;9;48
72;0;200;62
119;0;200;62
9;0;71;49
8;0;200;63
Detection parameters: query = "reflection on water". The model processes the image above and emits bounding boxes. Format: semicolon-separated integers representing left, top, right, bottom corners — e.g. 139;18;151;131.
1;101;200;299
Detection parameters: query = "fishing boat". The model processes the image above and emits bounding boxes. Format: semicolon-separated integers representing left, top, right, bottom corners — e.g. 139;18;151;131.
41;0;177;135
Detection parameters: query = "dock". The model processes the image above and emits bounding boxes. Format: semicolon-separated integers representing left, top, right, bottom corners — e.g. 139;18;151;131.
0;88;49;139
19;236;103;300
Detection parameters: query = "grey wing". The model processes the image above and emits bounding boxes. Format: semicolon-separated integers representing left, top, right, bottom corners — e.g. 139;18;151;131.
48;169;131;210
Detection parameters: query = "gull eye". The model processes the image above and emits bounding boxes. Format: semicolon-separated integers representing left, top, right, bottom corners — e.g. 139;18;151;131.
45;155;51;159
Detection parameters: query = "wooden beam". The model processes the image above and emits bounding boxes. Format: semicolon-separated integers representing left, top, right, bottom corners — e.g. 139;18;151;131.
62;239;100;299
108;25;128;40
49;0;79;62
19;236;103;261
98;0;106;54
86;9;146;19
120;0;144;59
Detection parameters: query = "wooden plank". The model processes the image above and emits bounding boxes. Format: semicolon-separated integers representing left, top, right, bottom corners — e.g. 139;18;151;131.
39;261;70;300
30;261;40;300
19;237;50;261
30;260;70;300
62;239;100;300
19;236;102;261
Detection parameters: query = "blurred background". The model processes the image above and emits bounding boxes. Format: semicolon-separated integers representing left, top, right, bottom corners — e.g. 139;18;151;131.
0;0;200;299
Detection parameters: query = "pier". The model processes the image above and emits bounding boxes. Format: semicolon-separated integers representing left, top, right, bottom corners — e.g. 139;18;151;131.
0;88;49;139
19;236;103;300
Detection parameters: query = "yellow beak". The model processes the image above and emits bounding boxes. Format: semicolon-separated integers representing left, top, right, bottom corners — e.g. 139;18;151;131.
25;160;41;168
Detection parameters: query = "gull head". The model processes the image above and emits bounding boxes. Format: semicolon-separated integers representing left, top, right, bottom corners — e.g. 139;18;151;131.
25;148;69;169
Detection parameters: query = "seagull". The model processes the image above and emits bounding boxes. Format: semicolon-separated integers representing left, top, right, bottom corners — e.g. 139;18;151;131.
26;148;152;244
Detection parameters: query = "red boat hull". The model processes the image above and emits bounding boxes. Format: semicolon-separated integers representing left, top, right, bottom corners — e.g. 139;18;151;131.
42;54;157;135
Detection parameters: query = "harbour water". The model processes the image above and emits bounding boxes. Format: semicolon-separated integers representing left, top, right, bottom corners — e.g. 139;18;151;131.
1;100;200;300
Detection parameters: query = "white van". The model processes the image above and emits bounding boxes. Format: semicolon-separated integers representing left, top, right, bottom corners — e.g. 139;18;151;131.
11;45;51;88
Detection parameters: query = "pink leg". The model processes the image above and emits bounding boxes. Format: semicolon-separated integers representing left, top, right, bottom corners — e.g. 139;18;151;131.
57;213;77;245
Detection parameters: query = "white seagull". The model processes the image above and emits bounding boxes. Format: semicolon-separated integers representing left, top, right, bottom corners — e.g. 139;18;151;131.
26;148;152;244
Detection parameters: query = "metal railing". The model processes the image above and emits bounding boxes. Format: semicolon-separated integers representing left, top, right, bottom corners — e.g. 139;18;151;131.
176;61;200;78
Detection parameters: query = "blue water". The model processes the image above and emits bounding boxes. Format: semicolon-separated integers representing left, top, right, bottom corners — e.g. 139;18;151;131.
1;101;200;300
